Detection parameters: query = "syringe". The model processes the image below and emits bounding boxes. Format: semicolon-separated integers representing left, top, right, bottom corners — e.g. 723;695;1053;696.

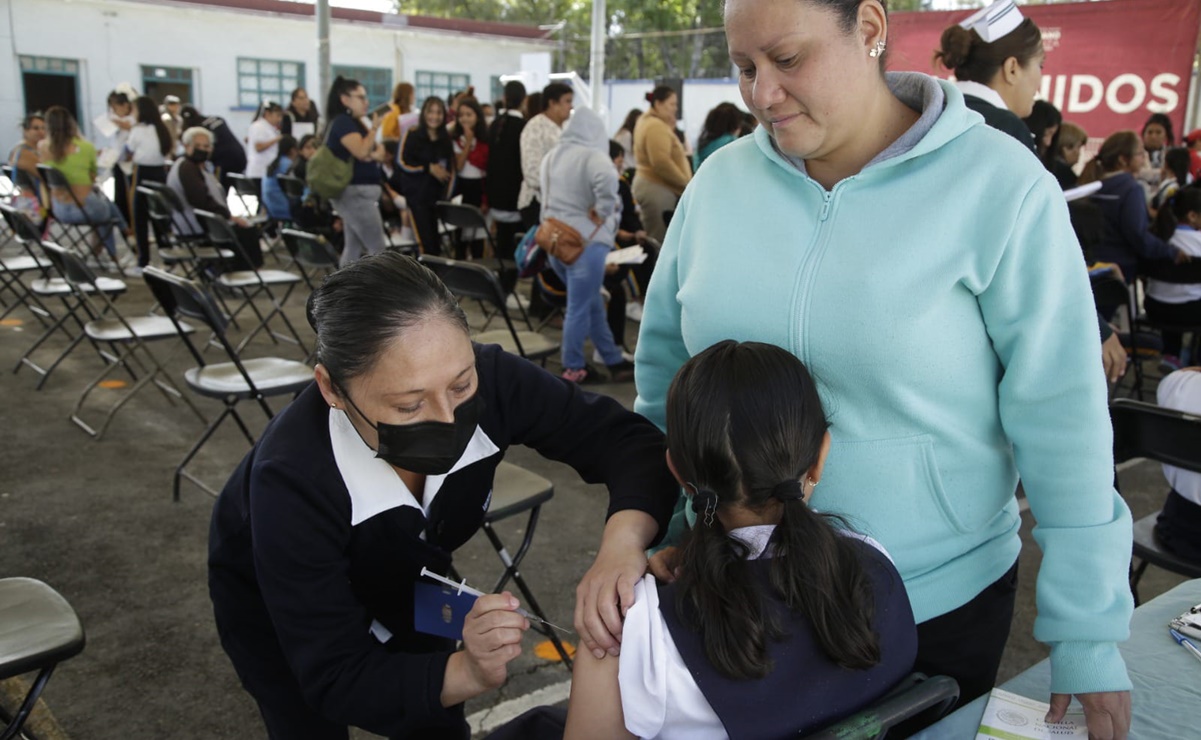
419;567;572;634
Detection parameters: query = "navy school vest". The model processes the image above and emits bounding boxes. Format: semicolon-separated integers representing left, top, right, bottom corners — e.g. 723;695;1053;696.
657;540;917;740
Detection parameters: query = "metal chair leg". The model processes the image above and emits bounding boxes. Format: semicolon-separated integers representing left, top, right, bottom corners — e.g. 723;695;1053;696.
0;664;56;740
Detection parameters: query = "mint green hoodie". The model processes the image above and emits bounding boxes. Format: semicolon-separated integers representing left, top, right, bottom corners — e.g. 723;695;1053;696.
634;76;1133;696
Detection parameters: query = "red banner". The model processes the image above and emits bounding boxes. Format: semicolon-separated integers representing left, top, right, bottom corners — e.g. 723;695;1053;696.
888;0;1200;141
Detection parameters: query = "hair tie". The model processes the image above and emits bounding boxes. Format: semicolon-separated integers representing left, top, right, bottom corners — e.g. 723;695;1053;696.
771;479;806;502
687;483;719;527
645;93;654;104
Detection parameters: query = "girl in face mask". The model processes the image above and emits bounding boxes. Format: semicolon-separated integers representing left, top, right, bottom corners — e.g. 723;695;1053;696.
208;250;680;740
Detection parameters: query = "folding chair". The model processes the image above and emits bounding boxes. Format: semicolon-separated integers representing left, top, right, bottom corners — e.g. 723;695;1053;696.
1110;398;1201;605
801;673;960;740
433;201;526;321
193;209;308;356
136;183;232;278
143;266;313;500
480;462;573;667
226;173;261;218
0;204;54;328
418;254;559;364
36;164;127;271
4;218;127;390
280;228;339;291
38;242;205;439
0;578;86;740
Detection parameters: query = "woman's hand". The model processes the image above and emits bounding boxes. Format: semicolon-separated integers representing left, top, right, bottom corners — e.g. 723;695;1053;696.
647;546;681;583
1101;331;1127;383
574;511;658;660
441;592;528;707
588;207;604;226
430;163;451;183
1047;691;1130;740
113;117;133;131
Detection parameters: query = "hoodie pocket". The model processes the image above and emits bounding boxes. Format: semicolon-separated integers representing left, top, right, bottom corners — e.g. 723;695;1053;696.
814;434;970;571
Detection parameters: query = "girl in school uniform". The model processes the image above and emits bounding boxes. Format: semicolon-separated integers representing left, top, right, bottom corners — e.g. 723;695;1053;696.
563;341;917;739
399;96;455;256
126;95;174;271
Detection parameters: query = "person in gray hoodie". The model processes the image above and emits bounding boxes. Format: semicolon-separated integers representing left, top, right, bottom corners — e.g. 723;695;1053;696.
540;106;634;383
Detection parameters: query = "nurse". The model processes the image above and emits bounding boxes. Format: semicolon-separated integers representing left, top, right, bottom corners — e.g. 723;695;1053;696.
209;251;677;739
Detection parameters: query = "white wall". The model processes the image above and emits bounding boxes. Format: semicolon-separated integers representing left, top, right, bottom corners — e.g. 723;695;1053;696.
603;79;745;152
0;0;551;154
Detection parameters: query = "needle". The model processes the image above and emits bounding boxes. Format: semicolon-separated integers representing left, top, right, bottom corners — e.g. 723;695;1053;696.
419;567;573;635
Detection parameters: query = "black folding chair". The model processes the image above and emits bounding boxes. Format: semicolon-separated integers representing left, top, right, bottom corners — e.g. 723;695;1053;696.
418;254;558;364
0;578;86;740
1111;398;1201;605
143;267;313;500
0;204;55;328
480;462;573;667
280;228;339;291
433;201;525;323
39;242;205;438
193;209;308;356
137;183;235;279
226;173;261;218
36;164;127;271
801;673;960;740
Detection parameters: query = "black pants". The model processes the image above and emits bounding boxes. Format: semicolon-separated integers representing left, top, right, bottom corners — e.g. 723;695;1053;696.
494;221;523;261
409;198;442;256
1156;489;1201;562
1144;295;1201;358
131;164;167;267
112;166;132;225
913;560;1018;709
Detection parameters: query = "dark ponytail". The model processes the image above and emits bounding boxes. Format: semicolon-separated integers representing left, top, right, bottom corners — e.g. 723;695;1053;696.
666;341;880;681
325;76;364;131
135;96;173;156
646;85;675;107
1154;187;1201;242
267;135;298;177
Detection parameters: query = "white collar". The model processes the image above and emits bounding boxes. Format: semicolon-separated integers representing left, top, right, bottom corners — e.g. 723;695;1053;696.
728;525;777;559
954;80;1009;111
505;109;523;119
329;408;500;526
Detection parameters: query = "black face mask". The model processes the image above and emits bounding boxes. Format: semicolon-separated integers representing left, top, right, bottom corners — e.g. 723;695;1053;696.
342;390;484;475
188;148;210;163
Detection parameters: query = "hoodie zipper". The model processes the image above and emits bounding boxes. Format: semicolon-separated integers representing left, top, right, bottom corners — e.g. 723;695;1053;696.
791;176;856;361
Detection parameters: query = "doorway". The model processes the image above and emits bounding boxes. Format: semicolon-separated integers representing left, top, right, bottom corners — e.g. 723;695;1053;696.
20;56;80;122
141;66;194;106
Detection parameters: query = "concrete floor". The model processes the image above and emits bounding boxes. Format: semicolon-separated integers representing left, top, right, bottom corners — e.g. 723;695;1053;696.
0;243;1188;739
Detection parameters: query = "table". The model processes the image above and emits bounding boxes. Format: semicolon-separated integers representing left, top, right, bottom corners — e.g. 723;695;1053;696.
912;579;1201;738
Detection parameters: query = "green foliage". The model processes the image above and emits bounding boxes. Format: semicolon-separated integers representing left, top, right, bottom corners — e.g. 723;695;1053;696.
396;0;945;80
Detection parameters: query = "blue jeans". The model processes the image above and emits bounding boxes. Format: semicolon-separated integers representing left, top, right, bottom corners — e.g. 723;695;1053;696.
52;193;127;257
551;242;624;370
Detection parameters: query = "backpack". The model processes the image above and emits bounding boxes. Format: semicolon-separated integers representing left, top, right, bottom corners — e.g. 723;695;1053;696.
514;226;547;278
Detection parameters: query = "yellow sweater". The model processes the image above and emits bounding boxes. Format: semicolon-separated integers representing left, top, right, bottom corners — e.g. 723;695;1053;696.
633;113;692;195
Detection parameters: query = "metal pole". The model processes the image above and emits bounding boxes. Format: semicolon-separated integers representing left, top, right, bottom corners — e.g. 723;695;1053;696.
317;0;331;108
589;0;605;111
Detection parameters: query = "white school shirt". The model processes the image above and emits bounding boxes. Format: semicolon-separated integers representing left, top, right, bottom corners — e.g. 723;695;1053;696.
1146;227;1201;304
1157;370;1201;506
126;123;168;167
618;526;892;739
245;118;280;179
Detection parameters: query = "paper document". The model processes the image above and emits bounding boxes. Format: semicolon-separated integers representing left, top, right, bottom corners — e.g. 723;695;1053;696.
606;246;647;266
977;689;1087;739
92;114;118;139
1063;181;1102;202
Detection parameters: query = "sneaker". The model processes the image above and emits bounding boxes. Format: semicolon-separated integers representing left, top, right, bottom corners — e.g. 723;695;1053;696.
625;302;644;322
506;293;530;311
594;348;635;365
1160;354;1183;374
122;266;144;278
606;360;636;382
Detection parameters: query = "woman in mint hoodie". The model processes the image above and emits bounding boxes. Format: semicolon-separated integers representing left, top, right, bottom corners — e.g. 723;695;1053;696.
631;0;1132;736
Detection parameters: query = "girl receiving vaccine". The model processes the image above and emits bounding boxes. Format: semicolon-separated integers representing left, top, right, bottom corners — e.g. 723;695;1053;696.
564;341;918;739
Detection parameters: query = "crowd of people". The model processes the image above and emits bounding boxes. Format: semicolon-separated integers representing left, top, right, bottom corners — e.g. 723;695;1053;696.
9;1;1201;738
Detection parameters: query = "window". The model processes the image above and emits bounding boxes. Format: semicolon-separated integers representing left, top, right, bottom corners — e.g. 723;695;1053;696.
20;56;81;124
490;76;504;107
237;57;304;109
414;71;470;108
141;65;194;106
332;65;393;108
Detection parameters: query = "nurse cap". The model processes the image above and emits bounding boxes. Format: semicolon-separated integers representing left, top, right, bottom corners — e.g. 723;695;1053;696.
959;0;1024;44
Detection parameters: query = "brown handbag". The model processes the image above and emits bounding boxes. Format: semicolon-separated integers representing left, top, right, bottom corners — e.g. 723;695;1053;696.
534;217;585;265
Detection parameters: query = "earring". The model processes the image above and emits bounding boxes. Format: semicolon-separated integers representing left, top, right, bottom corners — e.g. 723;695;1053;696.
868;40;886;58
330;403;337;409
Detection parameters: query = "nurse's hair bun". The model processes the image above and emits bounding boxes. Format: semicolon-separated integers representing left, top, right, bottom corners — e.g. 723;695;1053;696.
934;25;975;72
